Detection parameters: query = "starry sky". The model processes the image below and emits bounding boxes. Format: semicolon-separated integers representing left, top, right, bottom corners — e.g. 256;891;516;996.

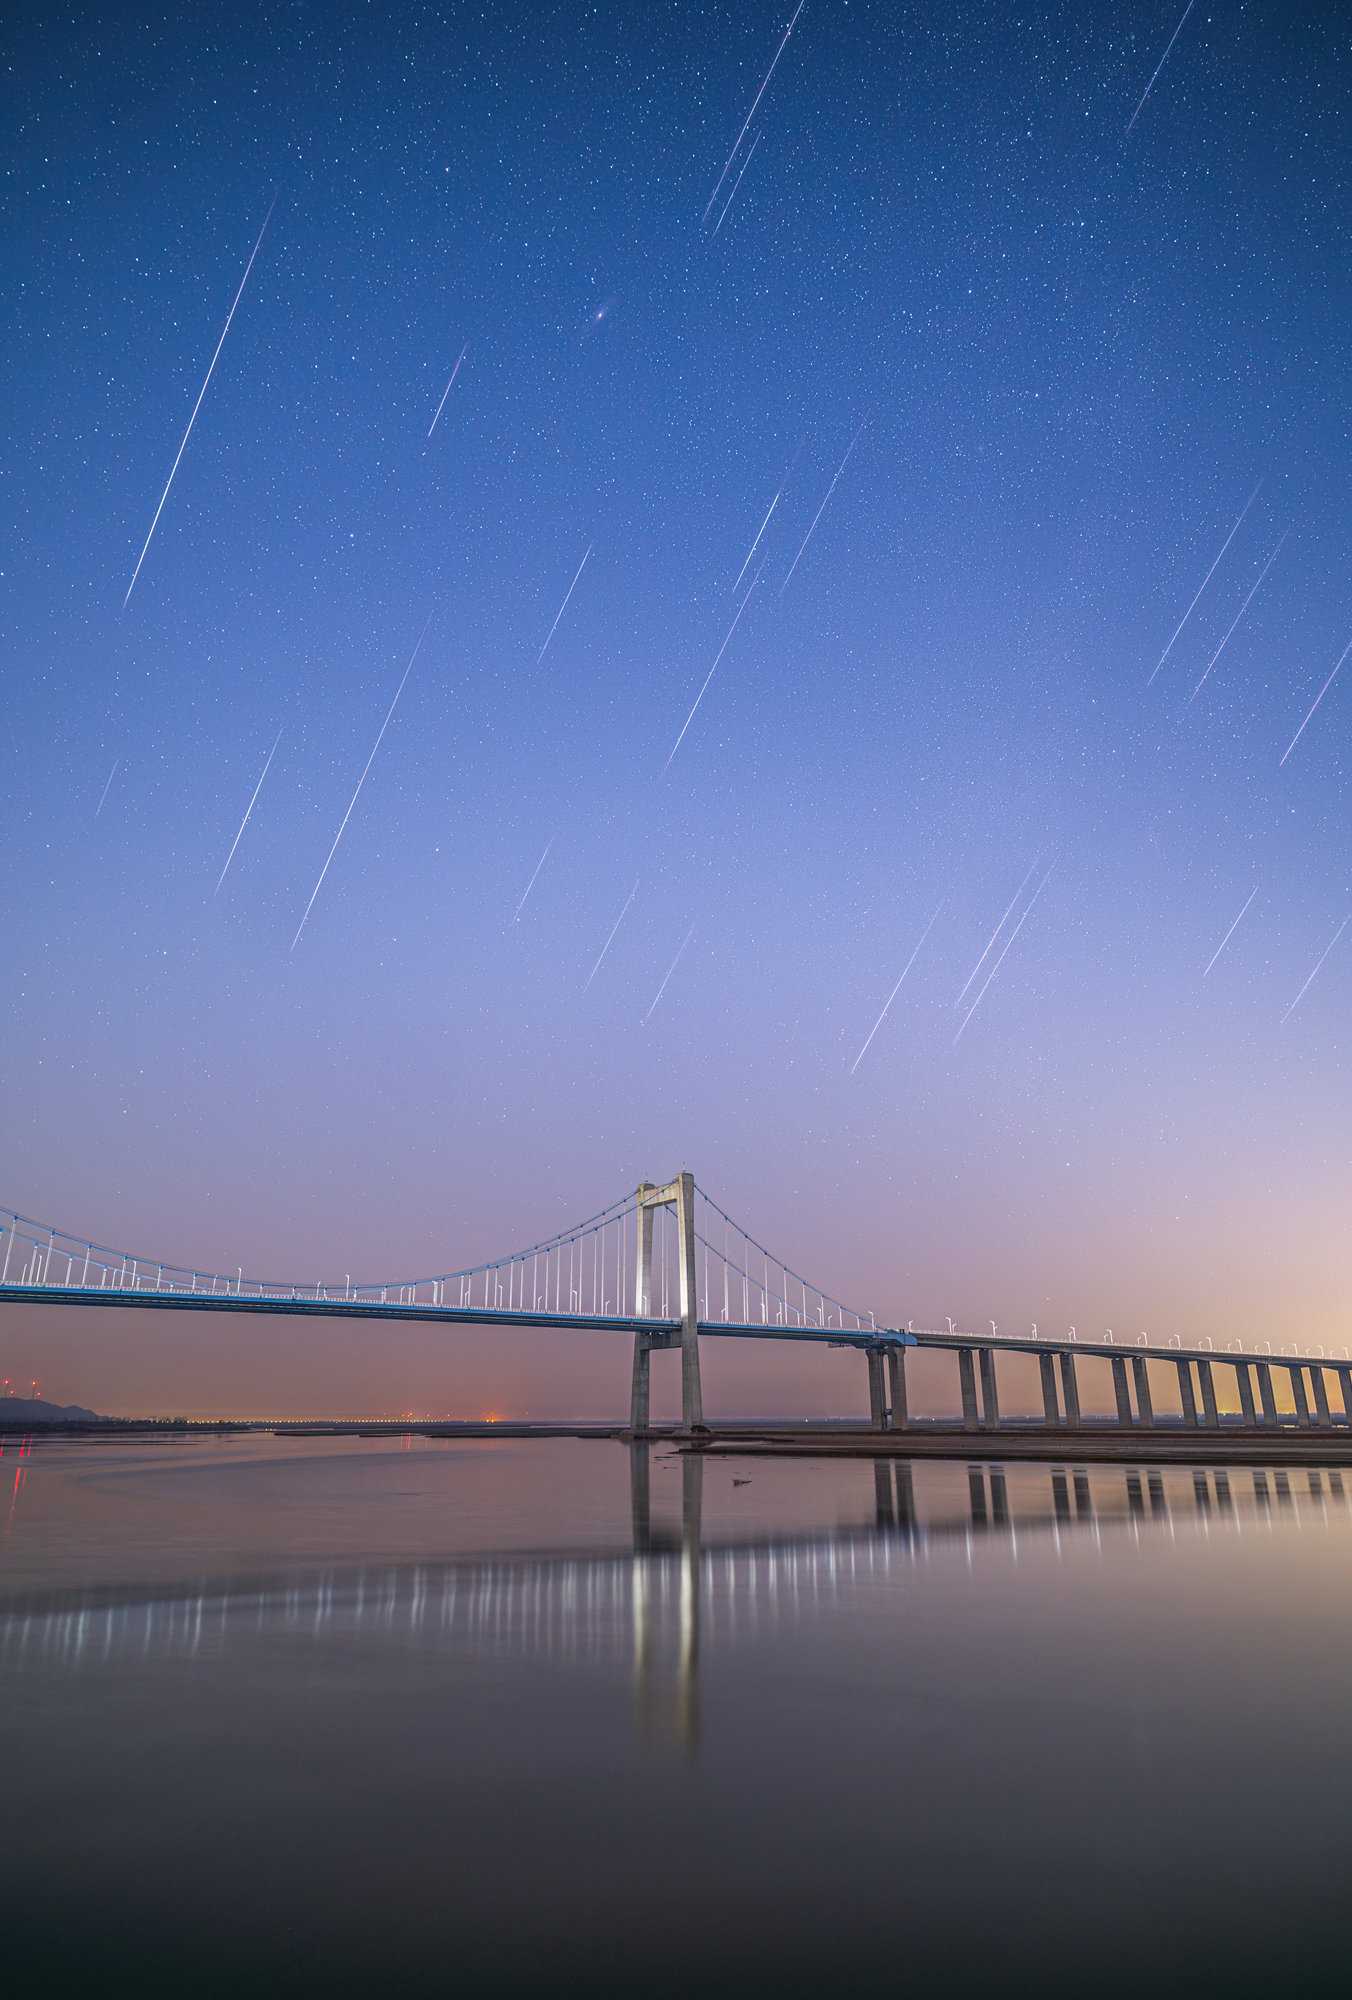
4;1;1352;1419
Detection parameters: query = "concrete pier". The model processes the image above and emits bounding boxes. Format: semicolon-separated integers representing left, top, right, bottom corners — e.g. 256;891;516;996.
1058;1351;1082;1429
1339;1368;1352;1427
958;1348;980;1433
1197;1358;1219;1430
887;1347;909;1431
1256;1362;1278;1427
1111;1356;1133;1428
1132;1355;1154;1428
1311;1367;1332;1428
978;1348;1001;1431
1176;1358;1199;1428
1290;1365;1312;1429
1039;1353;1061;1427
630;1340;651;1434
867;1347;886;1432
1234;1361;1257;1428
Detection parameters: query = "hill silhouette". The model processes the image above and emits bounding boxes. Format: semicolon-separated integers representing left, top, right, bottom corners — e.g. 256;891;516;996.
0;1396;105;1428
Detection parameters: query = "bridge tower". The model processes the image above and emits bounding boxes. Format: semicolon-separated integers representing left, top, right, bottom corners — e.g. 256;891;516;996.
630;1172;703;1435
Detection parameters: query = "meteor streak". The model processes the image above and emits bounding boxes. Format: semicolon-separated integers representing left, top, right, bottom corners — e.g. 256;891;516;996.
216;731;281;894
538;546;592;663
779;421;866;596
661;563;763;777
584;878;638;991
1279;636;1352;766
644;924;695;1023
850;903;944;1074
1148;480;1261;684
1189;530;1288;703
513;838;554;921
291;612;432;953
955;866;1054;1042
733;486;782;592
1125;0;1195;137
732;444;802;592
955;857;1043;1006
427;344;467;437
1202;885;1258;979
94;760;120;818
711;131;761;238
1282;917;1349;1025
703;0;806;222
124;193;278;606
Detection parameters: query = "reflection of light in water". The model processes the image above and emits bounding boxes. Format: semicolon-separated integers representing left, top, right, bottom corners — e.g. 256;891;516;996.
3;1436;31;1534
3;1463;1347;1698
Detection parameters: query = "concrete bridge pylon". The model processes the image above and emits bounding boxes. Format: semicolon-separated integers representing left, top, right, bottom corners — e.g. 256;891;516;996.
630;1172;702;1435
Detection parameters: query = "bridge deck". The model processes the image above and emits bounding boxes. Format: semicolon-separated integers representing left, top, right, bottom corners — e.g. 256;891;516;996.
2;1282;1339;1373
0;1284;898;1347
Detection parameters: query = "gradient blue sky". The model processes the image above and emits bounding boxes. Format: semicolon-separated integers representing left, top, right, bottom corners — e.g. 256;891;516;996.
4;1;1352;1417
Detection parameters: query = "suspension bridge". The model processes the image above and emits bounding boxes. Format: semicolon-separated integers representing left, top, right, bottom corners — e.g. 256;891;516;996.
3;1169;1351;1440
0;1173;901;1432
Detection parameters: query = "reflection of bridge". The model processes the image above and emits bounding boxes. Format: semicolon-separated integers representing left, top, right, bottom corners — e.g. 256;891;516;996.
3;1171;1351;1436
4;1444;1343;1752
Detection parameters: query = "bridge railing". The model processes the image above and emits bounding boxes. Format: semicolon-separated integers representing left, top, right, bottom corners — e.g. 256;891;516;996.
904;1324;1352;1366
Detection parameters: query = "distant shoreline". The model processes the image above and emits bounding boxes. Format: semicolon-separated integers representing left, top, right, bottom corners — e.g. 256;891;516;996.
7;1413;1352;1467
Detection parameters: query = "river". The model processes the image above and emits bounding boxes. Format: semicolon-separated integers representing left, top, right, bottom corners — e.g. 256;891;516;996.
1;1431;1348;1995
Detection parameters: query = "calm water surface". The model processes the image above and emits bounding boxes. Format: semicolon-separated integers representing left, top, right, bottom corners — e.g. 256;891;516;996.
2;1432;1350;1996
